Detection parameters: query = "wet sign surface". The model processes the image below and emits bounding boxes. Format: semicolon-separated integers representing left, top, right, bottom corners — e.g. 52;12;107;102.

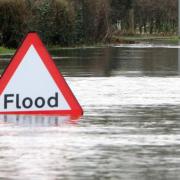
0;32;83;116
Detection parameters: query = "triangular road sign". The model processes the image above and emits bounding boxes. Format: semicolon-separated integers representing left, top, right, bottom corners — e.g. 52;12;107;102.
0;32;83;116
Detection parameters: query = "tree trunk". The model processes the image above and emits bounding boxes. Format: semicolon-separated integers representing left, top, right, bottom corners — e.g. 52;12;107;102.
128;8;134;34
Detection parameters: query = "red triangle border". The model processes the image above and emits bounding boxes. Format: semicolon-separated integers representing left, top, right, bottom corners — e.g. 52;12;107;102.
0;32;83;116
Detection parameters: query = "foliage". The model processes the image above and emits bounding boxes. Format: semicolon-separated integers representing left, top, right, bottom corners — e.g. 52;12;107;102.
72;0;111;43
0;46;15;54
0;0;178;48
111;0;178;35
134;0;177;34
29;0;75;46
0;0;29;48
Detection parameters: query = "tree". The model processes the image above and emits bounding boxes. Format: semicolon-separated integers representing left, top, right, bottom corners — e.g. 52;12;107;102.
29;0;75;46
0;0;29;48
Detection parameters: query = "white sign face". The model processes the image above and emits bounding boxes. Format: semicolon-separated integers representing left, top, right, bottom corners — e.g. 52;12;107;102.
0;33;83;115
0;45;70;112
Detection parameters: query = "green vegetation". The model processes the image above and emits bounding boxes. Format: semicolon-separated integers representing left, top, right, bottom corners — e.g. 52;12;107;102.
111;35;180;44
0;47;15;54
0;0;178;49
0;0;110;48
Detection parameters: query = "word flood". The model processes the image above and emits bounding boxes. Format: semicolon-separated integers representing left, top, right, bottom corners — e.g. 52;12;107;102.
4;92;59;109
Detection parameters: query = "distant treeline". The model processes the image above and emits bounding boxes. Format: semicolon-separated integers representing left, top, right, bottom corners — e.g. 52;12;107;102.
0;0;178;48
113;0;177;35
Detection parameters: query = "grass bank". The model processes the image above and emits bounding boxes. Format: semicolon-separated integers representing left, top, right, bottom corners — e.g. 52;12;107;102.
0;47;15;54
0;43;105;54
0;35;180;54
111;35;180;44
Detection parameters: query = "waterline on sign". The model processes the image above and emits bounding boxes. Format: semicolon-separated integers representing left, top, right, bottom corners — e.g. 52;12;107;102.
0;114;80;127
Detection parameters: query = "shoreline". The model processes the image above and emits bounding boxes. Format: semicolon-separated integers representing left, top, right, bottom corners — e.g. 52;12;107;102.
0;35;179;54
111;35;179;44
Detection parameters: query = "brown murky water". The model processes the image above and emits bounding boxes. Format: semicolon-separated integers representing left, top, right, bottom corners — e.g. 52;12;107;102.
0;43;180;179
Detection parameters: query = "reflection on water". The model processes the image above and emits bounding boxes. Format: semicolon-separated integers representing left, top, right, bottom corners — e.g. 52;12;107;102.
51;45;180;77
0;115;78;126
1;45;180;77
0;44;180;179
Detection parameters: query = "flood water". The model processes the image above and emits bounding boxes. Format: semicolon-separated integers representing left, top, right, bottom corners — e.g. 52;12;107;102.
1;43;180;179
